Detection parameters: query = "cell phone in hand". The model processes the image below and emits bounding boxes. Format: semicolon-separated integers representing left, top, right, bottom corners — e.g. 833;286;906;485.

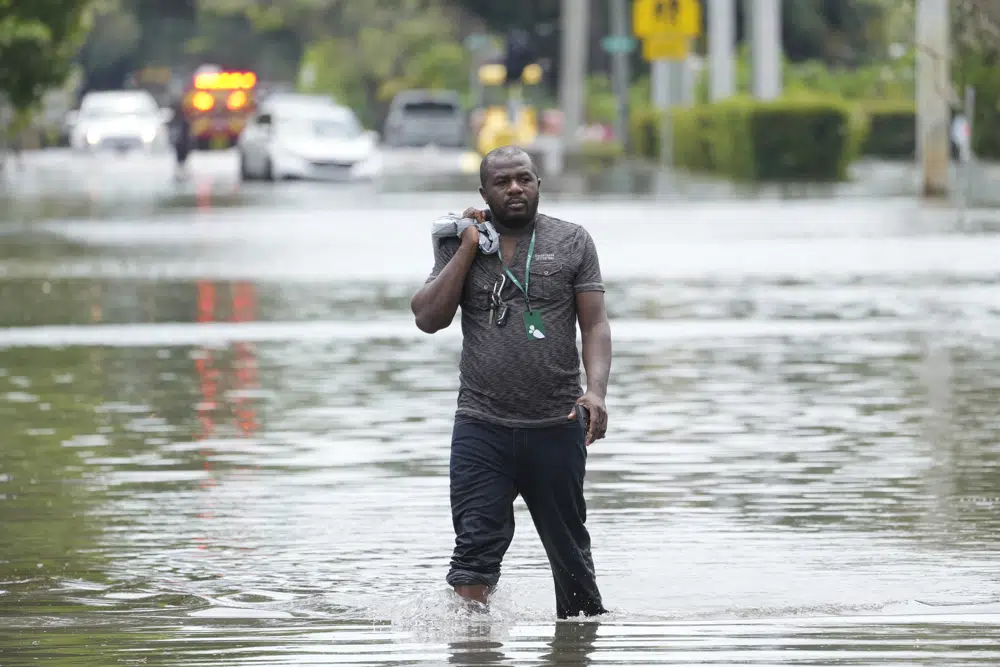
575;404;590;431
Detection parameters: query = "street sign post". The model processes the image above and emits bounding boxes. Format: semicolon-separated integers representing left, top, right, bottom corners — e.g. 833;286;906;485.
632;0;703;167
633;0;702;39
463;33;489;51
634;0;700;63
642;35;689;60
601;35;637;53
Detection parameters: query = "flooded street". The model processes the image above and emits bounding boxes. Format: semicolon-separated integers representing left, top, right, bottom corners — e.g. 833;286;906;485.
2;149;1000;665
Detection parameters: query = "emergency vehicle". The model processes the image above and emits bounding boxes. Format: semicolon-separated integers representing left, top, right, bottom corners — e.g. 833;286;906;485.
182;65;259;150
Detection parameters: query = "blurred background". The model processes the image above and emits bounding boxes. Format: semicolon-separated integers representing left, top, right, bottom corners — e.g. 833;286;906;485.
2;1;1000;666
1;0;998;192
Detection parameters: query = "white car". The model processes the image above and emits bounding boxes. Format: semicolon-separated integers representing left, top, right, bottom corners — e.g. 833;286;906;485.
237;102;379;181
66;90;173;152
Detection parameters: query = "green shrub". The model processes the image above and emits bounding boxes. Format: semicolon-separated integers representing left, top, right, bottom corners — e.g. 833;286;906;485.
565;140;625;173
693;47;916;105
845;103;871;162
584;75;618;125
956;51;1000;160
857;101;916;159
629;106;660;159
631;96;855;182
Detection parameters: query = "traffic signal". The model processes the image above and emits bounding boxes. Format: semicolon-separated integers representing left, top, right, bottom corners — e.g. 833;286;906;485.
503;28;534;85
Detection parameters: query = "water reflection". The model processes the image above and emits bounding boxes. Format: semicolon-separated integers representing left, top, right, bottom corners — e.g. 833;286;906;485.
444;621;601;666
194;280;261;440
447;629;507;665
539;621;601;665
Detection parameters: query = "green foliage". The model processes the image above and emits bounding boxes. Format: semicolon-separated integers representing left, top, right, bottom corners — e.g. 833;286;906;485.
682;42;920;168
844;102;872;162
951;18;1000;160
634;96;856;182
780;0;886;63
785;52;916;100
0;0;92;112
198;0;338;41
695;46;916;105
856;100;916;159
584;75;617;125
76;4;141;76
961;59;1000;160
566;139;625;175
297;0;469;128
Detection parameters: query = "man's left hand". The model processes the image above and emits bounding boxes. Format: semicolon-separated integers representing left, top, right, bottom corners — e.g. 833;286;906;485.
568;392;608;446
461;207;490;223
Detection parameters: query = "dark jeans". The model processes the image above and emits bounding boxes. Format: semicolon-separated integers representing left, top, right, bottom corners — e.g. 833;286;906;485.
446;417;606;619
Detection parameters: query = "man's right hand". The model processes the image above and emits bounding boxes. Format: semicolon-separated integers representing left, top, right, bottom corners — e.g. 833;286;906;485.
460;224;479;248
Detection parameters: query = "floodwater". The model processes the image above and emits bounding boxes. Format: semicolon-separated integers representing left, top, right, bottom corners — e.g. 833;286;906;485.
1;149;1000;666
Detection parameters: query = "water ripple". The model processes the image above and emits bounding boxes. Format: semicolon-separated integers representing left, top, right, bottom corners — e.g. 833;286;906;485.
2;196;1000;665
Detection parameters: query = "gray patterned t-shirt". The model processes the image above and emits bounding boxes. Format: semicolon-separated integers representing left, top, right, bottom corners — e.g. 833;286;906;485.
425;213;605;427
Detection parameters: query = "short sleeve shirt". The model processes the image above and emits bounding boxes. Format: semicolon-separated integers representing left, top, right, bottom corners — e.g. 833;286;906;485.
425;214;605;427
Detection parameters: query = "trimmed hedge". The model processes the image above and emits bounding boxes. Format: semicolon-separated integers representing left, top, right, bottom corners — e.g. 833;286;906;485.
852;97;1000;161
564;140;626;174
960;55;1000;160
631;96;856;182
858;101;916;159
629;106;660;159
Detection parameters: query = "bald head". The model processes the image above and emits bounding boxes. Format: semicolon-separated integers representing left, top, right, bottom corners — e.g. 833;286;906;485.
479;146;537;187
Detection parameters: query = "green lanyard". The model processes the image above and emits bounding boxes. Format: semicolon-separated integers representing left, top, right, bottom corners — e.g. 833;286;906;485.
497;228;536;312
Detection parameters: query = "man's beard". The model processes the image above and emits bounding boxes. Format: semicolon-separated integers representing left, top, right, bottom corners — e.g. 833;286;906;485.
502;214;533;228
491;200;537;228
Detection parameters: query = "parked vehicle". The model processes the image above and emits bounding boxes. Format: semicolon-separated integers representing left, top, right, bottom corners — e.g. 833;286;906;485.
237;100;379;181
259;92;337;108
383;89;465;149
66;90;172;153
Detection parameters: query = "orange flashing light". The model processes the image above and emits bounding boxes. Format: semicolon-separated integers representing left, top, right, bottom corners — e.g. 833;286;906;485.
226;90;248;111
195;71;257;91
191;91;215;111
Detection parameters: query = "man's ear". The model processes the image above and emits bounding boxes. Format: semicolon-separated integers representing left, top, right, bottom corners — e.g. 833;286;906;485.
479;186;486;201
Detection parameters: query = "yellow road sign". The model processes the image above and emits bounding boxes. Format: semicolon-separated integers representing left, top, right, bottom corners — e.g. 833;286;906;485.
642;35;690;61
633;0;702;38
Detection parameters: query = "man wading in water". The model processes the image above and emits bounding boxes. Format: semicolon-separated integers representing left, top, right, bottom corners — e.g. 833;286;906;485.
410;146;612;619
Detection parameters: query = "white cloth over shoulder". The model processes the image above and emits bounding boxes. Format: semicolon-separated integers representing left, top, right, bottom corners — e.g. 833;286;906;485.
431;213;500;255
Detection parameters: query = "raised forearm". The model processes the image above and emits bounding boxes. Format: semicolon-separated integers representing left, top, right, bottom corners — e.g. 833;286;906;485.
411;242;477;333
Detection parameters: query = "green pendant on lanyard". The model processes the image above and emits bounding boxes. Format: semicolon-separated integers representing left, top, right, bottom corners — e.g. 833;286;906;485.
498;228;545;340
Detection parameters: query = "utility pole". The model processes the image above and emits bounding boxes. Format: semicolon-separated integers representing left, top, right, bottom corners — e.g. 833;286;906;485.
650;60;673;166
748;0;782;100
916;0;951;197
560;0;590;151
609;0;631;148
708;0;736;100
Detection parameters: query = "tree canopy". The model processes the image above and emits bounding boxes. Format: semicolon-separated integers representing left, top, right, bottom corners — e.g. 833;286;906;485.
0;0;91;111
4;0;1000;127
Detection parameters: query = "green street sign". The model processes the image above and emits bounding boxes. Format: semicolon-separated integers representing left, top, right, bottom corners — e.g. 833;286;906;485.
464;34;489;51
601;35;637;53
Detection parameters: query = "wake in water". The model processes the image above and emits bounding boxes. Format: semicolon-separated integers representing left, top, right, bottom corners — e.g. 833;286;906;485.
358;581;614;642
